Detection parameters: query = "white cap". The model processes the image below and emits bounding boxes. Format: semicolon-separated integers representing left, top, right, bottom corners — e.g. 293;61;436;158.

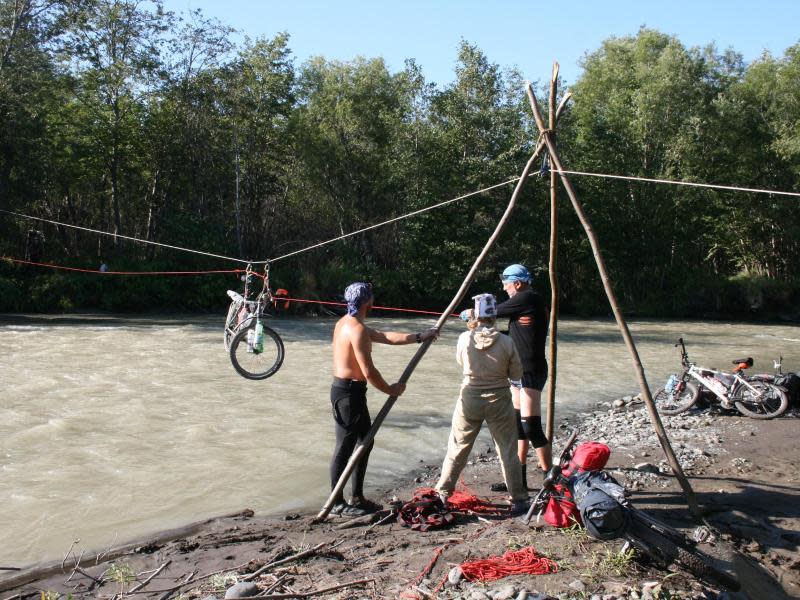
472;293;497;318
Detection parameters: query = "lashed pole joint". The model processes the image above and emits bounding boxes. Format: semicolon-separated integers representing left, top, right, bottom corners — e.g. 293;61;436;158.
525;82;701;517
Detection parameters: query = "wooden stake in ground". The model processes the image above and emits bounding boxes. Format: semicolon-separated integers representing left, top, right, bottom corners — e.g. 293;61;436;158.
546;62;559;443
314;143;550;522
525;82;700;516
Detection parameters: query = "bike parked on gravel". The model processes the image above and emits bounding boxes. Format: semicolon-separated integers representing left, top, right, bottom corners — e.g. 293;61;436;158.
523;431;740;591
223;265;285;380
654;338;788;419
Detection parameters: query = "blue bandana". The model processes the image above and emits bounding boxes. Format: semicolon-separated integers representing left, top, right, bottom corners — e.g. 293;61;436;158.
344;282;373;316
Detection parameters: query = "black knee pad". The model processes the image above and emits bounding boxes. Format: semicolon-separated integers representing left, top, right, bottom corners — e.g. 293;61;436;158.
515;409;525;440
520;416;548;448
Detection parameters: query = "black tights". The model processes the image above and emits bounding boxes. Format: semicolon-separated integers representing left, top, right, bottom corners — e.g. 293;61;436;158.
330;380;374;503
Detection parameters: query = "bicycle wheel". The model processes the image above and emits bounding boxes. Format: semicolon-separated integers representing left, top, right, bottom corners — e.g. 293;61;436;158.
653;379;700;415
627;510;739;591
229;322;285;380
732;381;789;419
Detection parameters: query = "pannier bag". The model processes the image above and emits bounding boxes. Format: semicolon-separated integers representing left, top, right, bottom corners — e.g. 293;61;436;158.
572;471;630;540
776;372;800;407
563;441;611;477
543;483;581;528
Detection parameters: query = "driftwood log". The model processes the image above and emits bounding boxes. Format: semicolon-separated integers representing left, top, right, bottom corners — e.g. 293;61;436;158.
0;510;253;594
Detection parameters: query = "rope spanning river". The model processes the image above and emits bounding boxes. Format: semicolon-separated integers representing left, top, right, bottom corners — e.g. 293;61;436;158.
1;314;798;566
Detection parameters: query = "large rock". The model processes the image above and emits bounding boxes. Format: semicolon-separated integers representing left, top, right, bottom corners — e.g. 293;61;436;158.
634;462;660;474
224;582;260;599
492;584;517;600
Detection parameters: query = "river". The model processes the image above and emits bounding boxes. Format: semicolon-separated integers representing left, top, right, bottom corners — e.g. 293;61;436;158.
1;314;798;566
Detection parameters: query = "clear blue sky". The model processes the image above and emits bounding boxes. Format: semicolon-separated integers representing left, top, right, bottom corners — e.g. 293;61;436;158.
162;0;800;85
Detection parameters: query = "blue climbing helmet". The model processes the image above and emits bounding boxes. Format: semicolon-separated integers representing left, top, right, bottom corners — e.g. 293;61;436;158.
501;264;531;284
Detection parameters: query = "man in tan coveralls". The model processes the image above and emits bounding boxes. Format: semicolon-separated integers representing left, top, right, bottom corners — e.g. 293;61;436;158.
435;293;529;515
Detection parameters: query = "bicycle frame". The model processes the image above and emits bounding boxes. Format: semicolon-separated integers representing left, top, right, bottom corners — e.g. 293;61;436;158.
224;264;274;350
675;338;764;406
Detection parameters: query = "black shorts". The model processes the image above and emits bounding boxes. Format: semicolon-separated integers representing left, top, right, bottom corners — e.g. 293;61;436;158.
509;371;547;392
331;377;370;430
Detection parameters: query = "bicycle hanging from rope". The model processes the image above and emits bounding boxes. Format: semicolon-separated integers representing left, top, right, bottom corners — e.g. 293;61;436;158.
224;263;285;380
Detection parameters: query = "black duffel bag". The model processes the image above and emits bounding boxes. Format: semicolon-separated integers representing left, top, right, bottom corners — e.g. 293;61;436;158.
775;372;800;407
572;471;630;540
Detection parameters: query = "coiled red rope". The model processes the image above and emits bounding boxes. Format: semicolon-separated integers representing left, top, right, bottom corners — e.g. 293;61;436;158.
459;546;559;582
446;490;508;515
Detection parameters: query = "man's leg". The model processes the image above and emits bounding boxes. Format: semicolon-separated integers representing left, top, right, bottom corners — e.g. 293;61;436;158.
519;381;551;471
329;391;359;507
350;401;374;502
511;384;529;488
436;390;483;497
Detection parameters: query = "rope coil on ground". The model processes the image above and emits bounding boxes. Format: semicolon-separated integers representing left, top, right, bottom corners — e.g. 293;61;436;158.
459;546;559;582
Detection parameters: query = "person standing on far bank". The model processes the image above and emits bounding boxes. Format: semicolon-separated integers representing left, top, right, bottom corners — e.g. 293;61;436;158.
330;282;439;517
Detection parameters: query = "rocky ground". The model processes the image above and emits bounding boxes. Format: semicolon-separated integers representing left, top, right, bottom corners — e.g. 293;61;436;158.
2;398;798;600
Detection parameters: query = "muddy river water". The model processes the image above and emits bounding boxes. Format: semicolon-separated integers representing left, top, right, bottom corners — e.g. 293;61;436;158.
1;313;798;566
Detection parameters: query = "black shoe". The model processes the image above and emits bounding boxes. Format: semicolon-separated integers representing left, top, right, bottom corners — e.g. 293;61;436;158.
330;501;348;516
350;497;382;514
340;503;369;517
510;498;530;517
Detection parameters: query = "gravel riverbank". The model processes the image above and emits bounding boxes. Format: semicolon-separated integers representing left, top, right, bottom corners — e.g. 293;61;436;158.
2;397;798;600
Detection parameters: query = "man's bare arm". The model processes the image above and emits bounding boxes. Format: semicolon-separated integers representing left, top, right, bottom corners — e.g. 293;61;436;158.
352;328;404;396
369;327;439;345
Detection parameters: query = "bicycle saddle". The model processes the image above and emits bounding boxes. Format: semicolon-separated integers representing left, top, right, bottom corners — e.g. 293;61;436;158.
731;357;753;367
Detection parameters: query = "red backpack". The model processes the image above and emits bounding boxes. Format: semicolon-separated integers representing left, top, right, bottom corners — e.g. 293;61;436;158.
543;441;611;528
563;442;610;477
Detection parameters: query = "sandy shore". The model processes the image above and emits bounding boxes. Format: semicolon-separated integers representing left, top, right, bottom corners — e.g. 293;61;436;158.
2;399;798;600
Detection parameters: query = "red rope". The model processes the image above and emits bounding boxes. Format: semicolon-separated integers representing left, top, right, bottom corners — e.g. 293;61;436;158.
278;296;459;317
3;255;461;317
459;546;559;582
446;490;507;515
2;257;242;276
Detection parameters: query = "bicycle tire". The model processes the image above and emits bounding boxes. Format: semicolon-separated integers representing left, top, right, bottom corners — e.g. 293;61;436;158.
229;322;285;380
627;510;739;591
733;381;789;419
653;380;700;415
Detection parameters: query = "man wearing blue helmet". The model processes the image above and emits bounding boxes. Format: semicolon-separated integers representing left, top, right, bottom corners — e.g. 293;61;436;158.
496;264;551;484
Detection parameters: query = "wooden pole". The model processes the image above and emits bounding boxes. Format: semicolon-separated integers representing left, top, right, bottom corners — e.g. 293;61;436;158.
546;63;559;443
313;142;549;523
525;83;701;517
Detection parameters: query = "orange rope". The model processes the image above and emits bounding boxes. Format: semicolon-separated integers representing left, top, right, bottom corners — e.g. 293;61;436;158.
278;296;459;317
2;256;242;276
3;255;461;316
459;546;559;582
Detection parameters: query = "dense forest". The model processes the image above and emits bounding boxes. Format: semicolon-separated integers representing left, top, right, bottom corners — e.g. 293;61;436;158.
1;0;799;318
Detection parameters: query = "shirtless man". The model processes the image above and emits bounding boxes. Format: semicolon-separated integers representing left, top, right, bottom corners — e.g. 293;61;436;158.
330;282;438;516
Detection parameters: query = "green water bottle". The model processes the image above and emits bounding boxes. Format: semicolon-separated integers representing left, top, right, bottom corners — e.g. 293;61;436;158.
254;321;264;353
